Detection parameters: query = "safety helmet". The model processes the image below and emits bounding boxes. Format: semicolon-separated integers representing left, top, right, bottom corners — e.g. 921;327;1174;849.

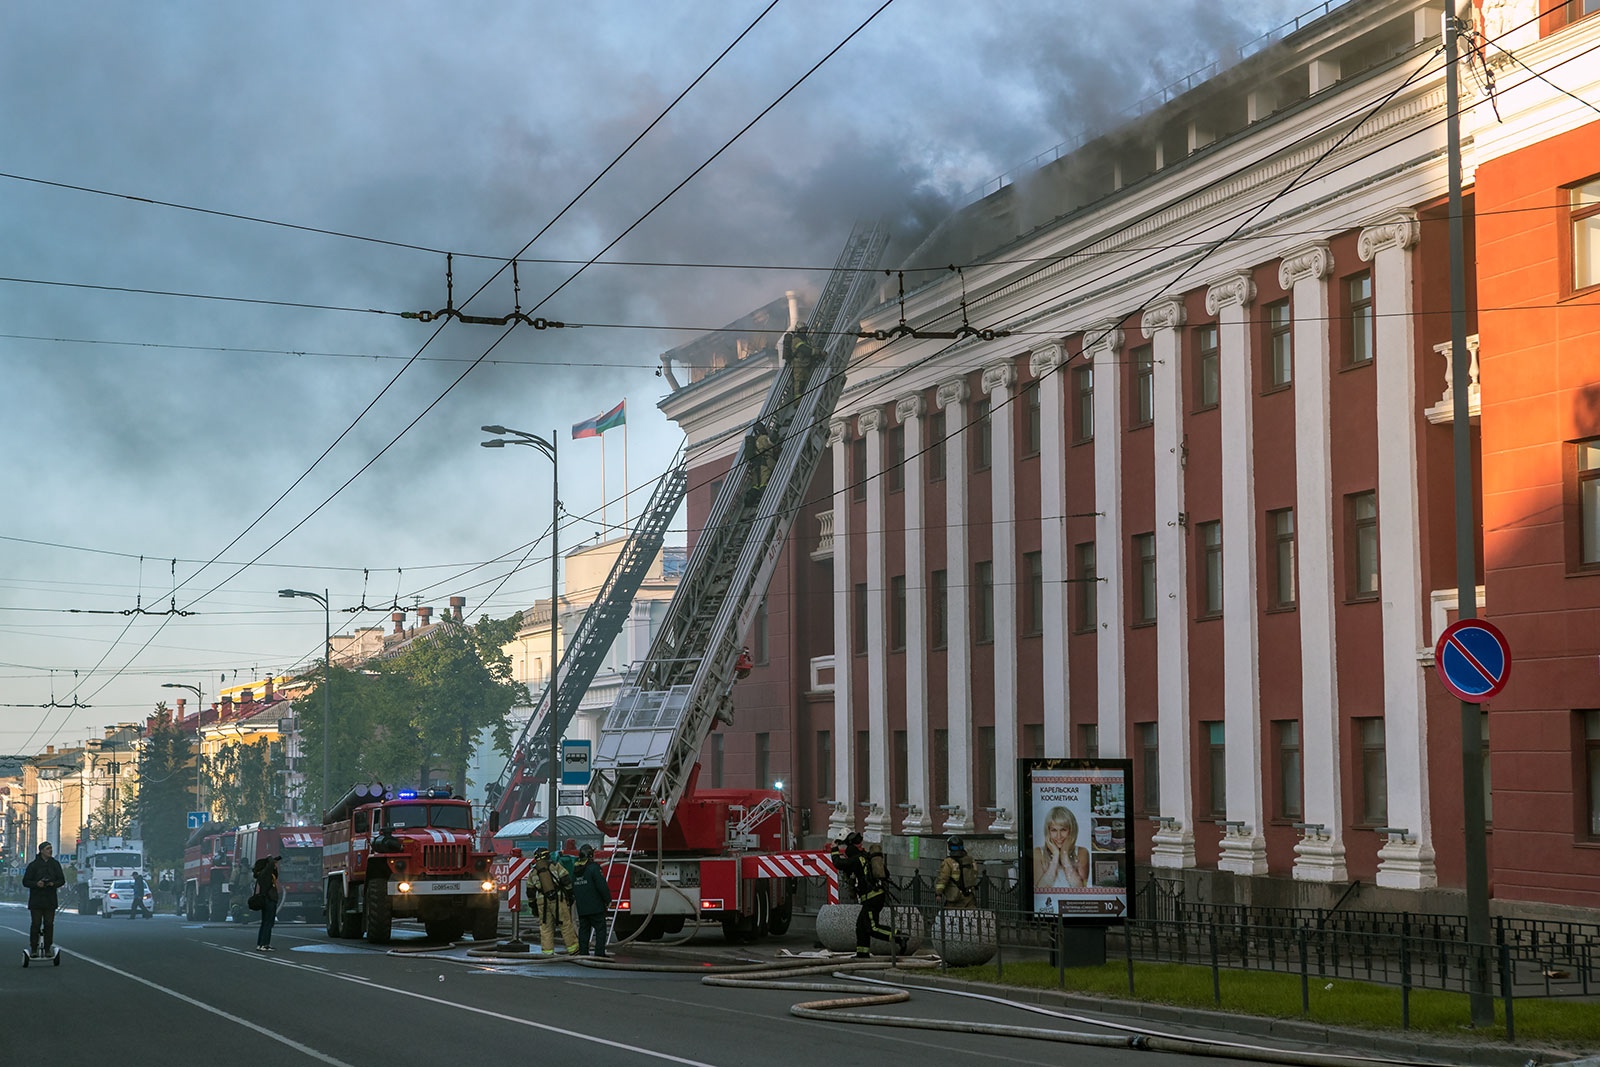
533;847;551;861
795;323;809;334
946;835;965;854
578;843;596;858
843;831;864;848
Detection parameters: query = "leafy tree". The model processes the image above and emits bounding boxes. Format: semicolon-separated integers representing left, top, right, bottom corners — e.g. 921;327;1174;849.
203;739;285;828
86;781;135;840
135;702;198;873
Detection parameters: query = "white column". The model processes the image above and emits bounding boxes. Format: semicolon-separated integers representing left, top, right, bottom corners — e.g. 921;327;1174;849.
1207;273;1268;875
1360;211;1436;889
1031;342;1071;758
860;407;892;839
938;377;975;833
828;417;854;837
1280;243;1347;882
897;394;934;835
1089;324;1127;758
983;359;1020;837
1143;299;1195;869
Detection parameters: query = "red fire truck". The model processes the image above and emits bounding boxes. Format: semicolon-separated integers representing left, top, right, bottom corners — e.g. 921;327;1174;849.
322;783;499;944
181;825;238;922
235;823;323;923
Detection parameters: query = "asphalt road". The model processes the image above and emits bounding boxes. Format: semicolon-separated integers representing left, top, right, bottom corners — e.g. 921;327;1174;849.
1;903;1267;1067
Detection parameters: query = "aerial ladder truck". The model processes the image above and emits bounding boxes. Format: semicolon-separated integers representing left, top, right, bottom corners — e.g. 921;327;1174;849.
584;223;889;942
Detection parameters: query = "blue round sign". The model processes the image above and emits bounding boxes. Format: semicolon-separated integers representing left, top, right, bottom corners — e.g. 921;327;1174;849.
1434;618;1512;703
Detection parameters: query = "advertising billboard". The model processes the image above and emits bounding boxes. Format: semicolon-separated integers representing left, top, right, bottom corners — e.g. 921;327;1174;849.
1019;758;1133;921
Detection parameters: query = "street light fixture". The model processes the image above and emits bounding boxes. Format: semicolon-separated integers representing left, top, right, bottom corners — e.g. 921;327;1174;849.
160;682;205;816
279;588;332;820
481;424;560;855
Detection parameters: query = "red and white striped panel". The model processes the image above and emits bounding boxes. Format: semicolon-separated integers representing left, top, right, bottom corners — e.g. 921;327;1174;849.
740;851;839;900
500;857;535;909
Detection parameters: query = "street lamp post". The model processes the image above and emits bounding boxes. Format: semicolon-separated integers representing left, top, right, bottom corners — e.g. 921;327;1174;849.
482;424;561;855
279;589;332;820
160;682;205;816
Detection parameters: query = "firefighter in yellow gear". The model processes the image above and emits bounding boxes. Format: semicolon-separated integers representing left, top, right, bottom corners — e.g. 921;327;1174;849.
783;324;817;411
526;847;579;954
744;421;779;506
934;835;979;908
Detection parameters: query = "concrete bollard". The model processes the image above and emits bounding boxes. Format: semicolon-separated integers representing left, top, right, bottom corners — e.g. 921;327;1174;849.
929;907;998;966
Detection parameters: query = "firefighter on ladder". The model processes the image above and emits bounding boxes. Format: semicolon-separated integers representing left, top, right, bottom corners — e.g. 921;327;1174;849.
831;831;908;958
782;323;817;414
526;847;579;954
934;835;979;908
744;421;778;506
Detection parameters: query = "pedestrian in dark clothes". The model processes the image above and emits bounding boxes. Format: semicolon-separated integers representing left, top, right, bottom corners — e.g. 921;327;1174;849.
23;842;66;956
572;844;612;957
130;869;153;919
253;856;279;951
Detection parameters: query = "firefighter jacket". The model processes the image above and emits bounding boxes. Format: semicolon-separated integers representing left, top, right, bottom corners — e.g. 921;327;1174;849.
528;858;574;904
572;858;611;917
935;855;979;906
832;845;884;901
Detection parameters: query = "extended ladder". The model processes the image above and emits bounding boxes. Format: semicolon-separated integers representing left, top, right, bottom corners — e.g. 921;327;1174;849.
492;449;689;823
589;222;889;831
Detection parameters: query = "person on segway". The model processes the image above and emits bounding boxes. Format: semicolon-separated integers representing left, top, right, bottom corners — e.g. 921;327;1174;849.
23;842;65;958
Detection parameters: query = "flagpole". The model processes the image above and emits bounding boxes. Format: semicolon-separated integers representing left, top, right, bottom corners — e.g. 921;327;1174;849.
600;425;608;536
623;397;630;527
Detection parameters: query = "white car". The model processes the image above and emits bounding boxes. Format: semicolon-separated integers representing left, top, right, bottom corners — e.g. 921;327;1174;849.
101;878;154;918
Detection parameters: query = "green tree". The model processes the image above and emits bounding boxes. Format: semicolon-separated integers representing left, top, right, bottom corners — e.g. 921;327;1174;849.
86;781;135;840
135;703;197;873
203;739;285;828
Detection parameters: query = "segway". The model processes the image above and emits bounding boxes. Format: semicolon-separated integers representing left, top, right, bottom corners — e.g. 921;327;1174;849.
21;945;62;968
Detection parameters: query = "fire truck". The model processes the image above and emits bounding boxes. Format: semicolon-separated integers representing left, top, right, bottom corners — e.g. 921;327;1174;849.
322;783;499;944
181;825;238;922
235;823;323;923
490;225;885;942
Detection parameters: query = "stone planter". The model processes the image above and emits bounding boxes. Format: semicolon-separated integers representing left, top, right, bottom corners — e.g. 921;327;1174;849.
929;907;997;966
816;903;926;955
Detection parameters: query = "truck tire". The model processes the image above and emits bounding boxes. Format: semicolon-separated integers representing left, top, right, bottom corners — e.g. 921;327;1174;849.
325;882;343;938
768;898;793;936
343;885;365;939
471;906;499;942
364;878;392;944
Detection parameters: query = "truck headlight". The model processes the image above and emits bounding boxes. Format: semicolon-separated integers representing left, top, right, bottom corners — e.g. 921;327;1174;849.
397;881;412;893
480;880;495;892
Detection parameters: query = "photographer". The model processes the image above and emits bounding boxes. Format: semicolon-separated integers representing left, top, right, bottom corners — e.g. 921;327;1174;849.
23;842;66;957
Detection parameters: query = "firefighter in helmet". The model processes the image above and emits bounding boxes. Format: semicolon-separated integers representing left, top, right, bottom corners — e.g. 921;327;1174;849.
830;831;907;957
783;323;818;411
934;835;979;908
744;421;778;506
526;846;579;954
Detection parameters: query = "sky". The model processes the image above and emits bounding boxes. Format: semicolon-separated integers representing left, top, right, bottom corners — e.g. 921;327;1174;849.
0;0;1325;752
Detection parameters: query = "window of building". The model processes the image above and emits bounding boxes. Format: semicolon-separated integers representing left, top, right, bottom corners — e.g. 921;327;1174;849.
887;423;905;492
1133;532;1157;624
1079;723;1099;760
1575;439;1600;567
1269;508;1297;609
974;560;995;643
933;728;950;808
1276;720;1302;820
1266;299;1292;388
1130;345;1155;427
892;730;908;809
1346;272;1374;366
851;436;867;501
971;398;993;471
930;569;949;650
1195;324;1220;410
1022;723;1045;759
1074;541;1097;631
856;729;871;802
755;732;771;789
1138;722;1159;813
1074;365;1094;442
1197;520;1223;618
1348;491;1379;599
853;582;869;655
711;732;725;788
1023;551;1044;636
1570;178;1600;293
1024;381;1042;456
928;411;947;481
889;575;907;652
1357;717;1387;825
1583;710;1600;837
1204;721;1226;817
816;730;831;800
754;596;770;664
977;726;996;809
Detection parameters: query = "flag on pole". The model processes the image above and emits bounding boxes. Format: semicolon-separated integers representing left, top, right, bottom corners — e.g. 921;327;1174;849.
572;400;626;440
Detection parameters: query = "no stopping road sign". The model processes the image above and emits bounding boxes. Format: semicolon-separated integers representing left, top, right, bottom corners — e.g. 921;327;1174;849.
1434;618;1512;703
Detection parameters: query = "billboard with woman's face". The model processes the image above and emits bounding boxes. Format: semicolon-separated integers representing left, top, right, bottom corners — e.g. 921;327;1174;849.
1019;758;1133;921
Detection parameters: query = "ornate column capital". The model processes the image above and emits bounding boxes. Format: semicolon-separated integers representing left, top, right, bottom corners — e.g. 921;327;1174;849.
981;359;1017;396
1278;243;1334;289
827;418;849;446
1029;340;1066;378
856;407;886;436
1141;300;1187;334
1205;273;1257;314
894;394;926;423
936;377;969;410
1358;210;1421;262
1084;322;1124;357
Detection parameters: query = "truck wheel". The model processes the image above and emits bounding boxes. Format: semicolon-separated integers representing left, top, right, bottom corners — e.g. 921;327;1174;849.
364;879;392;944
768;899;793;937
324;882;342;938
471;907;499;942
